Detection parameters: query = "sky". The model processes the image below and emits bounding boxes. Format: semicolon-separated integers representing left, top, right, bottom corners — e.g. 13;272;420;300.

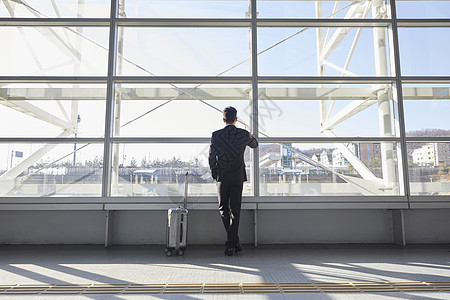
0;0;449;172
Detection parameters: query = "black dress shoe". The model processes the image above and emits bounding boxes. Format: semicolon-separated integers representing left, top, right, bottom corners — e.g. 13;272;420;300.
225;246;235;256
235;243;243;253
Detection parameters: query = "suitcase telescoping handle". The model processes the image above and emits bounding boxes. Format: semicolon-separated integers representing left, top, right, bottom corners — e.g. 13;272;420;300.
183;172;189;209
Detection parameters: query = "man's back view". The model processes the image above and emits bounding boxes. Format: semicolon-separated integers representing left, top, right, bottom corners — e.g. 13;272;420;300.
209;106;258;256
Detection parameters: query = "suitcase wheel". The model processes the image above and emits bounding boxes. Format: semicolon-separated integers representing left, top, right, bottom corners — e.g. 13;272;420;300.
177;249;185;256
165;248;172;256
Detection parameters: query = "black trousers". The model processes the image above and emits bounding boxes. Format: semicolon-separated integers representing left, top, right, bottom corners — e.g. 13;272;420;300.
217;180;244;247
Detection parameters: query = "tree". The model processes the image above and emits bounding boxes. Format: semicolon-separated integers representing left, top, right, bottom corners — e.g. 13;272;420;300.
129;157;137;168
141;157;148;168
368;158;382;168
438;163;449;175
85;156;102;168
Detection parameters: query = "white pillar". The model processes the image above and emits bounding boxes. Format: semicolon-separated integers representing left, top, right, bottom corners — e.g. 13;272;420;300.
372;0;395;188
112;0;126;192
315;1;327;128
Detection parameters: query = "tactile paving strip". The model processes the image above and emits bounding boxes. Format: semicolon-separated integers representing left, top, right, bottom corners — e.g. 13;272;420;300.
0;282;449;295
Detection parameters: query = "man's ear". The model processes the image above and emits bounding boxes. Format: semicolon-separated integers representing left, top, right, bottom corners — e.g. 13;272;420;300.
223;118;227;123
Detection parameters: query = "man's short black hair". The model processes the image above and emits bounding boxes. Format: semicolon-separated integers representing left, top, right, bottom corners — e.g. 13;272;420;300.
223;106;237;124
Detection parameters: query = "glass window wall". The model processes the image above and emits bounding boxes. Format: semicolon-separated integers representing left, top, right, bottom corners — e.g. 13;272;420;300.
116;27;250;76
258;27;391;76
396;0;450;19
113;84;251;137
0;143;103;197
121;0;249;18
0;0;111;18
408;142;450;196
398;28;450;76
0;27;109;76
0;83;106;138
0;0;448;204
110;143;253;197
259;142;401;196
403;84;450;137
257;84;397;137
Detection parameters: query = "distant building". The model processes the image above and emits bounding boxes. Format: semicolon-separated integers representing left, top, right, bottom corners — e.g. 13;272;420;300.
412;143;450;166
355;143;381;164
320;150;330;166
332;149;347;167
312;154;319;163
281;143;293;169
436;143;450;166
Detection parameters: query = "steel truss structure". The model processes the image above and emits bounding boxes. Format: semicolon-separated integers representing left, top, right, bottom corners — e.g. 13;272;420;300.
0;0;449;204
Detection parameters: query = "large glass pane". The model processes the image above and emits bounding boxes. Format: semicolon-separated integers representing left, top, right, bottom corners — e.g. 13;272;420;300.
403;84;450;137
114;84;251;137
260;142;402;196
257;0;388;19
396;0;450;18
110;143;254;197
258;84;397;138
408;142;450;195
398;28;450;76
0;83;106;138
0;0;110;18
258;27;391;76
0;27;109;76
117;27;249;76
0;143;103;197
122;0;248;18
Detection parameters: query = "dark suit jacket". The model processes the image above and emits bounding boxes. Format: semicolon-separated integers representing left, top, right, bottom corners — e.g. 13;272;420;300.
208;125;258;182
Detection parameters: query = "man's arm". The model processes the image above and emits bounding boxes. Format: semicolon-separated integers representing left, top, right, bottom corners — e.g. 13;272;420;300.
208;136;219;179
248;132;258;149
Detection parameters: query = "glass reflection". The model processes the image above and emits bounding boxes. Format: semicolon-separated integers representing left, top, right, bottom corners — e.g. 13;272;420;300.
408;143;450;196
260;142;401;196
0;143;103;197
111;143;253;197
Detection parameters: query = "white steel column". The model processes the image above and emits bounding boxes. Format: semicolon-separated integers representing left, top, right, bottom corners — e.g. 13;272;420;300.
72;0;84;165
372;0;395;188
111;0;126;193
315;1;326;127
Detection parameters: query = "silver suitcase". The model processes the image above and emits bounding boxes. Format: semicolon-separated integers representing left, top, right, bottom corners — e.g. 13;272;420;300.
165;172;189;256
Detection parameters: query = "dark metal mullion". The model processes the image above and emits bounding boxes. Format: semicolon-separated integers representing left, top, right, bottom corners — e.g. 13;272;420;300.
257;18;392;27
401;76;450;84
0;76;106;83
0;17;110;26
405;137;450;143
389;0;411;208
260;137;401;143
251;0;259;197
111;76;252;84
115;18;251;27
0;138;104;143
101;0;119;198
397;19;450;27
258;76;395;84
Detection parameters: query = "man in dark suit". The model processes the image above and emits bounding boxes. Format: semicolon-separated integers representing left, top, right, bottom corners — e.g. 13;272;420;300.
209;106;258;256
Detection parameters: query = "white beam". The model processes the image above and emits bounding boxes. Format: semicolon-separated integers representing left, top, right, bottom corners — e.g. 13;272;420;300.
0;130;73;195
320;3;365;61
321;99;378;131
0;99;75;131
322;60;358;77
323;129;382;183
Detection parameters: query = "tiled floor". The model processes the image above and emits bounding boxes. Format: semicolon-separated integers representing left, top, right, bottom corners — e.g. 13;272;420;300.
0;244;449;299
